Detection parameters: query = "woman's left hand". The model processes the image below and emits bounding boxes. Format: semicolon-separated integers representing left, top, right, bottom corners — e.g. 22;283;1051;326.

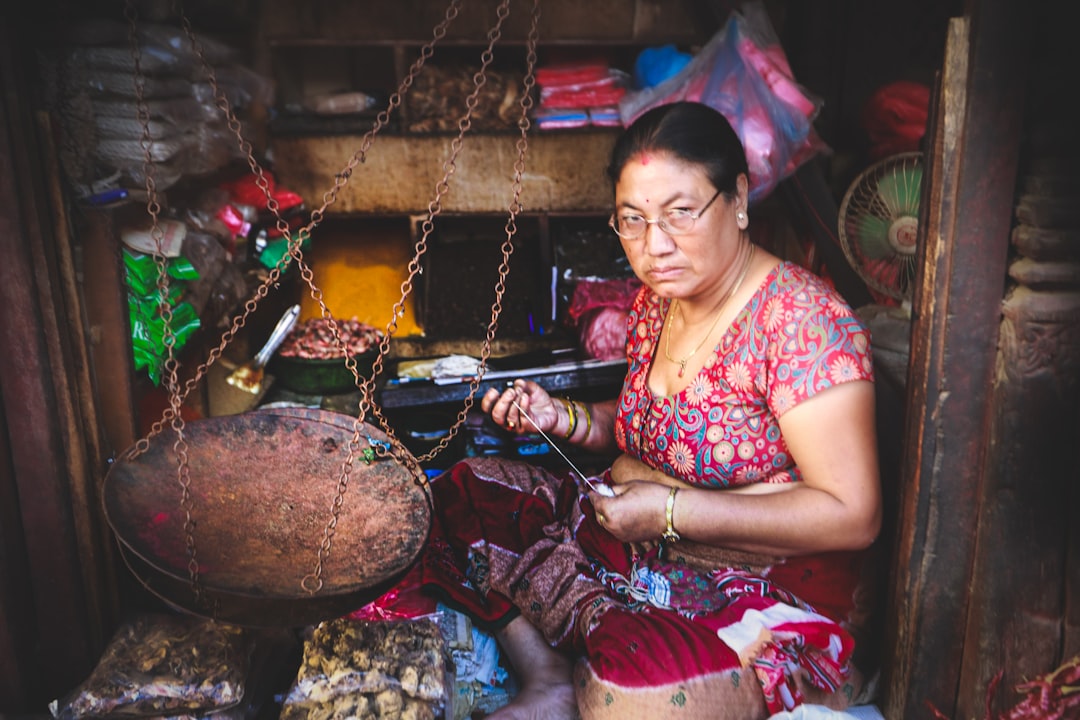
590;481;672;543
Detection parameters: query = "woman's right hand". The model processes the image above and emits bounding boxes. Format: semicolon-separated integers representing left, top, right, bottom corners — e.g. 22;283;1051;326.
481;379;560;435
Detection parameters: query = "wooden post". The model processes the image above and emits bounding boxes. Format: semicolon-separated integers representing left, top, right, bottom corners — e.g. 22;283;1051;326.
956;0;1076;713
881;0;1030;714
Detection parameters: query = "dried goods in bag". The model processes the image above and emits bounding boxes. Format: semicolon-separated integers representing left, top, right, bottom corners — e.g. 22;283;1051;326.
49;614;251;720
280;616;452;720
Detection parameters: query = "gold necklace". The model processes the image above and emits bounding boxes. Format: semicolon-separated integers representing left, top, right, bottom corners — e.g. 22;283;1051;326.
663;244;755;377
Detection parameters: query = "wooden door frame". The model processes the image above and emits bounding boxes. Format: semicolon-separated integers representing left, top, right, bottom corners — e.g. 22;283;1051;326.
0;16;119;711
880;0;1032;717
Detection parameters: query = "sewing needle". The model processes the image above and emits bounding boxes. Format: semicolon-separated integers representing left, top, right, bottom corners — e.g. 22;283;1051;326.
511;398;614;496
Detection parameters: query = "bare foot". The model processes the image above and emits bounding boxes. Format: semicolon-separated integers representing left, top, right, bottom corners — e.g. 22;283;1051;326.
483;677;578;720
487;617;580;719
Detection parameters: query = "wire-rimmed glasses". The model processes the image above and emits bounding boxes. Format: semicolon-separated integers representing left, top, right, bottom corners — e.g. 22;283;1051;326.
608;189;722;240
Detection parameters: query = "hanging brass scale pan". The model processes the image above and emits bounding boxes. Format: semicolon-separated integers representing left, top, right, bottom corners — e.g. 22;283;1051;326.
103;407;431;627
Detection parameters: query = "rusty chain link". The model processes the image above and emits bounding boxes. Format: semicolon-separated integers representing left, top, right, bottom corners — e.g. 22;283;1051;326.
124;0;540;596
125;0;203;607
125;0;464;458
412;0;541;463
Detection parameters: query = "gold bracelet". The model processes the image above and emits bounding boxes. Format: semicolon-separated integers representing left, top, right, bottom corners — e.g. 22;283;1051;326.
576;400;592;442
561;398;577;440
662;487;681;543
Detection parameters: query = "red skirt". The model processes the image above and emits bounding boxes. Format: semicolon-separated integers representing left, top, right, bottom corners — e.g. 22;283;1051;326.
419;457;878;718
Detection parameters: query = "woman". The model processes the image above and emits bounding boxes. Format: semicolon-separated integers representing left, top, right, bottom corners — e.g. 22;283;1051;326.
420;101;882;719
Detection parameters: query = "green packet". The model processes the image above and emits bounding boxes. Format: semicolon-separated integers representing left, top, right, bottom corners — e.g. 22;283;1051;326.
123;248;199;298
129;296;200;386
123;247;202;384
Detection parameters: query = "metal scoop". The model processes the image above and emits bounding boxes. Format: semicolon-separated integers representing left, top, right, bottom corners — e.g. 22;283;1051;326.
226;305;301;393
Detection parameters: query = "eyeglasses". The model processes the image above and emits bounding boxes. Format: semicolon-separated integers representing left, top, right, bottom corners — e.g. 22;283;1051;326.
608;189;722;240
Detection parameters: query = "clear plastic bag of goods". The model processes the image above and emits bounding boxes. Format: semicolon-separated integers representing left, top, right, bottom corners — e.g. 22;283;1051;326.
84;70;194;98
93;96;219;125
302;91;379;115
178;121;246;177
66;44;195;78
48;613;251;720
94;135;191;164
198;64;276;109
136;21;239;68
120;157;186;193
94;132;194;192
94;115;178;140
619;0;828;204
280;616;453;720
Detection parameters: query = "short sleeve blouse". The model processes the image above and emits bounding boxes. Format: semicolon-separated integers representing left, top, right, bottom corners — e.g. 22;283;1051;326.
613;261;874;489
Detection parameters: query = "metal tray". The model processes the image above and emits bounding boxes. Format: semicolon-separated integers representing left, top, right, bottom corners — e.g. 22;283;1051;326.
104;407;430;627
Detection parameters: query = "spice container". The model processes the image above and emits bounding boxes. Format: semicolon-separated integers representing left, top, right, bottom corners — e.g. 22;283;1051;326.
268;315;383;395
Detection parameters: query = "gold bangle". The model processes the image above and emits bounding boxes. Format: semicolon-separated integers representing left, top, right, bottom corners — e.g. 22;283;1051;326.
577;401;592;442
662;487;681;543
561;398;577;440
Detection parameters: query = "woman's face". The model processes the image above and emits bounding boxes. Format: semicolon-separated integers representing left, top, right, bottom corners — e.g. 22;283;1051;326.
613;151;745;302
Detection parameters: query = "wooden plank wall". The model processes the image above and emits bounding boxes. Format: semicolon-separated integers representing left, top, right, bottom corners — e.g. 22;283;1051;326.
881;17;976;717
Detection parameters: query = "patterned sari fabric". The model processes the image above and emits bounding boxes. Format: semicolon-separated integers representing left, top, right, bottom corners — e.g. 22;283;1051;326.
420;262;879;718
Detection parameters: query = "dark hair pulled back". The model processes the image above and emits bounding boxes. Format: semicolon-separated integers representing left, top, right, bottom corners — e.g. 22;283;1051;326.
607;101;750;198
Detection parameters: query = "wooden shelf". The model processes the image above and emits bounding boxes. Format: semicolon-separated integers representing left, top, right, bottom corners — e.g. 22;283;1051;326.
258;0;712;46
273;129;620;214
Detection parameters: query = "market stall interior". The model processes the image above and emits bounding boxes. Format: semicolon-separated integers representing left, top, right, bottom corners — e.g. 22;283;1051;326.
101;0;631;624
25;0;965;717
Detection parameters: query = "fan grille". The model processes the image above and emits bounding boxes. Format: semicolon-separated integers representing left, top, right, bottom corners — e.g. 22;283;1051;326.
838;152;923;302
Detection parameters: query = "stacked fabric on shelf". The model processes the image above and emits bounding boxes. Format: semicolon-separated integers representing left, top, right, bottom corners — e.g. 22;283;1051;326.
533;60;628;129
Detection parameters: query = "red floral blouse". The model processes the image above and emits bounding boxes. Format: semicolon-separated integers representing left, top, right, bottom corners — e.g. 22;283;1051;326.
614;261;874;488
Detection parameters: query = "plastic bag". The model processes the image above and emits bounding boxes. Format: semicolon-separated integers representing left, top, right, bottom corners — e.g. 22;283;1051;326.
348;564;440;623
619;1;828;203
95;115;178;141
136;22;239;69
633;44;693;89
280;616;453;720
93;96;219;125
565;277;641;361
49;614;250;720
67;43;194;78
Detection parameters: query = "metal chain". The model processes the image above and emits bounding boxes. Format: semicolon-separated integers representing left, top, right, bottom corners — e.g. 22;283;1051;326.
123;0;538;597
413;0;541;463
127;0;463;458
303;0;531;593
172;0;465;596
124;0;203;608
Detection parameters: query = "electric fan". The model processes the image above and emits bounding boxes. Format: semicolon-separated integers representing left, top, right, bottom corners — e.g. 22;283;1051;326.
837;151;923;304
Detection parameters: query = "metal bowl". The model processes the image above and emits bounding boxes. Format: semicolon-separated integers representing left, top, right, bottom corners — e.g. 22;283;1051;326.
103;407;430;627
267;351;378;395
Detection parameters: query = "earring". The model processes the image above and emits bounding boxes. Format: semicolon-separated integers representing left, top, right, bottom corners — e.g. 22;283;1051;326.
737;212;746;222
